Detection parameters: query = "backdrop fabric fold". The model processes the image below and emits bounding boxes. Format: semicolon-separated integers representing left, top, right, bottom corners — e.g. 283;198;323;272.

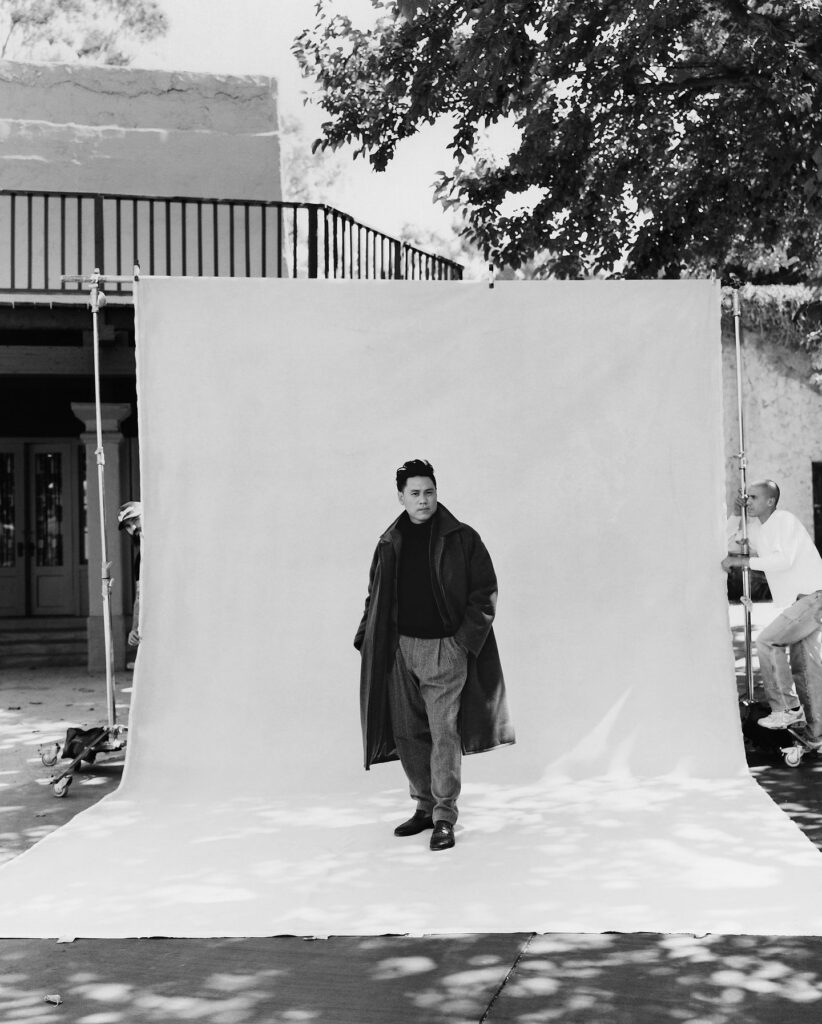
3;277;822;938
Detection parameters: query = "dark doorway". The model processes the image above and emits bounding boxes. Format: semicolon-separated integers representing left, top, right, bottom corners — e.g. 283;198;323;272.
813;463;822;556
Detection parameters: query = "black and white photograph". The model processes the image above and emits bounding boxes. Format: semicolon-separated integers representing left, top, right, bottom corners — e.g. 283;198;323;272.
3;2;822;1021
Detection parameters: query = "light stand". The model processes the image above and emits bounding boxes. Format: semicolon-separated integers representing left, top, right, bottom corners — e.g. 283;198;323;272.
40;267;139;796
732;285;756;707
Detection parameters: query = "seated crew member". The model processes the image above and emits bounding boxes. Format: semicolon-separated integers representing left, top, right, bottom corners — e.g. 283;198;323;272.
722;480;822;740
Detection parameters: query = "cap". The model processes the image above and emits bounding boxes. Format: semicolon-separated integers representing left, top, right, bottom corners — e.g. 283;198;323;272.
117;500;142;530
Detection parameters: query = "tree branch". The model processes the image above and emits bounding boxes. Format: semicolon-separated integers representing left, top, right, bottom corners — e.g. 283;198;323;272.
637;62;756;94
0;19;17;59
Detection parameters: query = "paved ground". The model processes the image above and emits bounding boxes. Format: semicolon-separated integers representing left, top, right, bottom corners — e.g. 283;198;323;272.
2;609;822;1022
0;667;131;866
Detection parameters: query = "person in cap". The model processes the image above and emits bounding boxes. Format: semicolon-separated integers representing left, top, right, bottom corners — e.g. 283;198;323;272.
118;501;142;650
354;460;514;851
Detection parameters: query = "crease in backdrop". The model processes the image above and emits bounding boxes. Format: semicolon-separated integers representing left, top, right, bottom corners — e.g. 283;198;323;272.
3;277;822;938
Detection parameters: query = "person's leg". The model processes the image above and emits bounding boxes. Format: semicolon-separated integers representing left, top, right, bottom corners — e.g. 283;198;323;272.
757;615;802;713
412;636;467;826
790;629;822;743
387;637;434;815
757;595;822;728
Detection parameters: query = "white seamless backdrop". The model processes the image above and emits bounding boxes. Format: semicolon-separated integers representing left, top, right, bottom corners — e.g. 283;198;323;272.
130;277;740;790
2;277;822;939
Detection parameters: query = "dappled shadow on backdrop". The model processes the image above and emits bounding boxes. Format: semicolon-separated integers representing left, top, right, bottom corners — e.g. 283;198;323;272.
3;773;819;937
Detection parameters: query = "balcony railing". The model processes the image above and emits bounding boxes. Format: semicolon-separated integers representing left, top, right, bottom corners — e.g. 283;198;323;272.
0;190;463;297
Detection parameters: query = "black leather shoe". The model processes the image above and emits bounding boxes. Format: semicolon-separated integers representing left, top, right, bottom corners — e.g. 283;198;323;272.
429;820;455;851
394;811;435;837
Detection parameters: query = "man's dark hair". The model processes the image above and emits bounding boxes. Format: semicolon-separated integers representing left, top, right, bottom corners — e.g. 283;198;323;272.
396;459;436;492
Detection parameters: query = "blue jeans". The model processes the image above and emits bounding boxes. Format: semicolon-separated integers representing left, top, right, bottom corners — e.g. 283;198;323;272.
757;592;822;741
388;635;468;825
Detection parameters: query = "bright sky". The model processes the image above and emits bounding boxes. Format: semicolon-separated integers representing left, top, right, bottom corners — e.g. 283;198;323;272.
133;0;457;240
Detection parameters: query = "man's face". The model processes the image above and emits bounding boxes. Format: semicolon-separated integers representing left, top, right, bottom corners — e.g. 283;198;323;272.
124;517;142;537
399;476;437;525
745;486;773;520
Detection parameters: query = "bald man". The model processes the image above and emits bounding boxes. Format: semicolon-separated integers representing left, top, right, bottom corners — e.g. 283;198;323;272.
723;480;822;739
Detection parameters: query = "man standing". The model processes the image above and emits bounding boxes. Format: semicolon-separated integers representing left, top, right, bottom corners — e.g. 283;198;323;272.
354;460;514;851
722;480;822;740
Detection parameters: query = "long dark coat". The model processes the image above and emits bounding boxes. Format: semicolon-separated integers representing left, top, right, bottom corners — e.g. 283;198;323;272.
353;503;515;769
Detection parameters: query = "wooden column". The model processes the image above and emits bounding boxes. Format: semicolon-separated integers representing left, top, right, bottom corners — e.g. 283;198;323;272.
71;401;133;672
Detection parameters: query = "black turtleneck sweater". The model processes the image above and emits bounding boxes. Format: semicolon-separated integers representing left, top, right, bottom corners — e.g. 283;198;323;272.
396;511;448;638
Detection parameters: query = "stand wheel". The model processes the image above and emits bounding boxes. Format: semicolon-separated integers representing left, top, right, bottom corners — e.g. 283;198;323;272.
40;744;60;768
783;746;804;768
52;776;72;798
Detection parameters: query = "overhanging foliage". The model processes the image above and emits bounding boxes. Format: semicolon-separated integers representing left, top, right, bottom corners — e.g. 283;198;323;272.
725;284;822;391
295;1;822;280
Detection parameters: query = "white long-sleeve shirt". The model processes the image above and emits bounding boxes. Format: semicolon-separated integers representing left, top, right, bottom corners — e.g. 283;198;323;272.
727;510;822;608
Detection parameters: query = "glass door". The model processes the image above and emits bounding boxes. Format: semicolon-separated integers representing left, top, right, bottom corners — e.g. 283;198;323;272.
0;443;25;616
29;443;78;616
0;440;81;617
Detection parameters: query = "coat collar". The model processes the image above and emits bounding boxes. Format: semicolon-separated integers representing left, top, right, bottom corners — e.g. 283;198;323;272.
379;503;462;545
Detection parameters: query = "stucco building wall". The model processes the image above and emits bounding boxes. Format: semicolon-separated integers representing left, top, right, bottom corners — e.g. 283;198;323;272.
0;59;281;200
722;323;822;537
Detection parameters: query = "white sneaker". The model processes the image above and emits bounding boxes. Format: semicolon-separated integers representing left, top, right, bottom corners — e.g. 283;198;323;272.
758;707;806;730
